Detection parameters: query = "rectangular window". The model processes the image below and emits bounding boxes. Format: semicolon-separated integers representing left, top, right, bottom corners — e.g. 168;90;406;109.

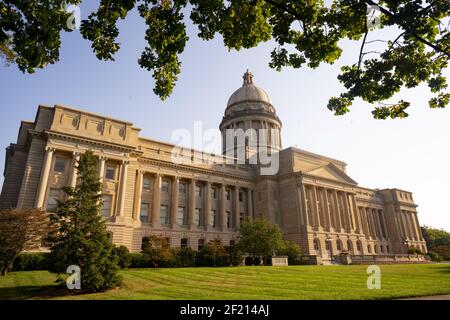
195;208;203;226
177;206;187;226
142;176;151;191
239;191;243;202
101;195;112;218
161;179;169;192
195;185;202;197
226;189;231;200
226;211;232;228
179;182;186;194
140;203;149;223
211;187;217;199
240;212;245;225
54;158;66;173
46;188;60;212
160;205;169;225
105;166;116;180
211;210;217;228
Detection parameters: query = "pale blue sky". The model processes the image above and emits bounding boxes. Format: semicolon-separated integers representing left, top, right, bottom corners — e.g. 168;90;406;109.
1;4;449;231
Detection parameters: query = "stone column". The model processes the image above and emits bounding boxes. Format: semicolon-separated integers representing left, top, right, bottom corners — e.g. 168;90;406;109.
333;190;342;232
324;189;333;231
312;186;321;228
234;186;240;229
379;210;389;239
188;178;196;229
413;212;423;241
220;184;227;231
152;173;161;226
402;211;412;240
35;147;55;208
69;152;81;189
171;176;179;227
134;170;144;221
300;185;309;226
117;160;129;217
204;182;211;228
374;210;383;239
98;156;106;184
247;188;253;221
346;193;356;232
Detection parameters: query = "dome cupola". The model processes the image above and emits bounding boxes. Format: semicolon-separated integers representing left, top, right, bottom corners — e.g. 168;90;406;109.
220;70;282;162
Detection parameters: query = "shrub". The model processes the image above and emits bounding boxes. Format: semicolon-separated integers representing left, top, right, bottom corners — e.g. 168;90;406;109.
278;240;302;265
427;251;443;262
113;246;132;269
174;248;196;268
130;253;151;268
12;253;51;271
196;239;228;267
225;245;243;266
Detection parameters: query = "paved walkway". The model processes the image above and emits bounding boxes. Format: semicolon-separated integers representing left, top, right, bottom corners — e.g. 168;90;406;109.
400;294;450;300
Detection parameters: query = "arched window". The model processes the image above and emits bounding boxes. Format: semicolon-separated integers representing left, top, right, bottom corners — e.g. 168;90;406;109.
367;244;372;253
313;238;320;251
347;240;353;252
181;238;188;248
386;245;390;253
374;245;378;253
356;240;362;252
380;245;384;253
336;240;342;251
198;239;205;251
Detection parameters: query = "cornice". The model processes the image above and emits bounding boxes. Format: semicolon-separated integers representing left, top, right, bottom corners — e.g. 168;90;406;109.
137;157;255;183
45;130;141;154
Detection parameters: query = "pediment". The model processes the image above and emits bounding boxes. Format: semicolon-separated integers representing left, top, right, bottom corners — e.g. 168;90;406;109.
305;163;358;185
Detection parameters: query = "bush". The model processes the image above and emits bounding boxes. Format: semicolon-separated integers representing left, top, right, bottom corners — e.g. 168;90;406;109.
113;246;132;269
427;251;443;262
225;245;243;266
130;253;152;268
12;253;51;271
174;248;196;268
196;239;228;267
278;240;302;265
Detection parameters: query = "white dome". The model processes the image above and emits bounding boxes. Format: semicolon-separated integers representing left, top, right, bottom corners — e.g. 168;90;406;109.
226;70;272;108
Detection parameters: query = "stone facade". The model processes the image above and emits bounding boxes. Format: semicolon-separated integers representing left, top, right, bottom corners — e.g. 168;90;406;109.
0;71;427;261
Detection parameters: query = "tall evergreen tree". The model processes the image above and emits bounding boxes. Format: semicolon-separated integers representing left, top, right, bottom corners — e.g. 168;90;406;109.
48;150;121;292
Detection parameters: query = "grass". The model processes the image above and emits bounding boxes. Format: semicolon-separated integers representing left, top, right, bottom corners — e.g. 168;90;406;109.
0;264;449;300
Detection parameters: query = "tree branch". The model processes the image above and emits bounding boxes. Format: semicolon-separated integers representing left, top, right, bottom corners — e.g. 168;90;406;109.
364;0;450;58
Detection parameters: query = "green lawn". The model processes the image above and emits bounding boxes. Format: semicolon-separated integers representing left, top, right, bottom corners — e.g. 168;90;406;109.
0;264;449;300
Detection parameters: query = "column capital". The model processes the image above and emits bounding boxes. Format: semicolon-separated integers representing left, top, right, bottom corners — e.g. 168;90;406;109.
121;160;130;165
72;151;81;157
45;146;56;153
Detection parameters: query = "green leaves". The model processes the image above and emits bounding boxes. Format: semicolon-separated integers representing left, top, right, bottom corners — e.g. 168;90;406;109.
1;0;449;117
138;0;188;100
81;0;136;61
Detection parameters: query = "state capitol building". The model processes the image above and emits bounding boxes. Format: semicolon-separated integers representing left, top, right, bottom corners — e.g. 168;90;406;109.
0;71;427;263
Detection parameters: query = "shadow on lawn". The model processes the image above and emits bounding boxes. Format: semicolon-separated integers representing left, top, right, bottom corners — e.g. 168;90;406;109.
0;285;88;300
435;265;450;274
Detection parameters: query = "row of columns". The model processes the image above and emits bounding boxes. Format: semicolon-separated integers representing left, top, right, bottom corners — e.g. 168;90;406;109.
359;207;388;240
35;146;129;218
399;210;422;241
134;170;253;231
303;185;360;234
